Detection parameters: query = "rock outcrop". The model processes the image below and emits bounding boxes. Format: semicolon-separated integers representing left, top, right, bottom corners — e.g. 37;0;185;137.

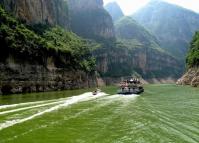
0;0;69;28
177;68;199;87
68;0;115;40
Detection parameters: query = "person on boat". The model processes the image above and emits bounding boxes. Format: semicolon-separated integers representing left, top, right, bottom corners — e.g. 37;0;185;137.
120;82;125;92
125;80;128;87
130;78;134;84
132;78;136;84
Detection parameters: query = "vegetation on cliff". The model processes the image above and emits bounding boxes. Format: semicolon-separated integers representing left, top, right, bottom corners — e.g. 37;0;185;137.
186;31;199;67
115;17;163;52
0;6;95;72
112;16;182;79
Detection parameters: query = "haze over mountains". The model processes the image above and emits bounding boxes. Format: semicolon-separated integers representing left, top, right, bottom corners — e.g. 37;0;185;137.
133;0;199;61
105;0;199;68
114;16;181;79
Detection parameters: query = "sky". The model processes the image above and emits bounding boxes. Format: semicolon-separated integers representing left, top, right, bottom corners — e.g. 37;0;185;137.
103;0;199;15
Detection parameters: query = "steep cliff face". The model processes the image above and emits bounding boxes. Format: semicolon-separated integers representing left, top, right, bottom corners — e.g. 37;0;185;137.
68;0;115;40
95;42;181;79
0;55;95;95
104;2;124;22
0;7;96;95
0;0;69;28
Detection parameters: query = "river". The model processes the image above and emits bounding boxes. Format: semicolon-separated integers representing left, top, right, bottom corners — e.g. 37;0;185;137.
0;84;199;143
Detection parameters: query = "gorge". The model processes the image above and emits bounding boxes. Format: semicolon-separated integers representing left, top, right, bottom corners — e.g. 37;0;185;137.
1;1;199;142
0;0;199;95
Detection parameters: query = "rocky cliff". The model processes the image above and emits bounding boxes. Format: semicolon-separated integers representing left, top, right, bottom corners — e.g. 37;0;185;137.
0;7;96;95
0;55;96;95
68;0;115;41
177;68;199;87
0;0;116;95
95;41;181;80
0;0;69;28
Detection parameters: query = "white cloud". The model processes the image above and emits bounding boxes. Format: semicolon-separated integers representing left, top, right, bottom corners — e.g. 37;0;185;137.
104;0;199;15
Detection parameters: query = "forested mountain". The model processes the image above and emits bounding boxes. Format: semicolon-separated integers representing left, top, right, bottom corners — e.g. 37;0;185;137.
113;16;182;79
115;16;160;50
104;2;124;22
133;0;199;60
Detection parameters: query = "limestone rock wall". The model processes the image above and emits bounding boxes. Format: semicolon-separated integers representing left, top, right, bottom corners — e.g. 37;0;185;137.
0;54;96;95
95;47;181;79
0;0;69;28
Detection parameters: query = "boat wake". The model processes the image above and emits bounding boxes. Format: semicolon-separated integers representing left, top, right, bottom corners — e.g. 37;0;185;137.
0;92;107;131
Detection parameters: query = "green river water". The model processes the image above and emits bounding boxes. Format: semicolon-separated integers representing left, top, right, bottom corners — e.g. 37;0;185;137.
0;84;199;143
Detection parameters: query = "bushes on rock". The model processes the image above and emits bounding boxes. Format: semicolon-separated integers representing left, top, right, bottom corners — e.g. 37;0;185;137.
186;32;199;68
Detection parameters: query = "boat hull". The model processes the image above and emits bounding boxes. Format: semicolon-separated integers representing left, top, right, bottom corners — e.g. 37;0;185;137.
117;88;144;95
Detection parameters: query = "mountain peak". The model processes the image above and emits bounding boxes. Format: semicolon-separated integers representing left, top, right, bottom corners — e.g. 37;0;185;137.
104;1;124;21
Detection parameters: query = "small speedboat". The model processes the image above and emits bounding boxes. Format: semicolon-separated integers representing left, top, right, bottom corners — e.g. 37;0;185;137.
92;88;101;95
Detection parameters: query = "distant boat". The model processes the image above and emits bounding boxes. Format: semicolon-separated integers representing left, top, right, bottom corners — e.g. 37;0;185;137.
117;78;144;95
